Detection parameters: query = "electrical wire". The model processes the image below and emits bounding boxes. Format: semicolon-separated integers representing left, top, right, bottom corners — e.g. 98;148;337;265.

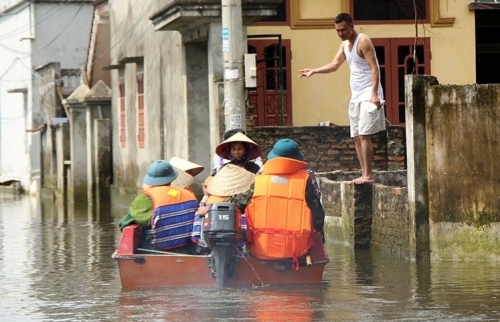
27;2;86;57
95;0;156;61
0;0;74;41
0;1;29;16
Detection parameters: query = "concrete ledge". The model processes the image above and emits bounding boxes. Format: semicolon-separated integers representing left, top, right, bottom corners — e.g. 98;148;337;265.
150;0;282;33
317;170;407;187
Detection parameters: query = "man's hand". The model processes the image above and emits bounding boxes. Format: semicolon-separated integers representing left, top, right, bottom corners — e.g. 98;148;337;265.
370;95;385;109
298;68;314;78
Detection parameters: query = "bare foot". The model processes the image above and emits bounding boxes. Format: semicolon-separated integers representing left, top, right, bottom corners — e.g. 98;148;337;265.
350;176;375;184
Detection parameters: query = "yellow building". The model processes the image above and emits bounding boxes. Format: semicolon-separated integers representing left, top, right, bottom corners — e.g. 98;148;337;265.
247;0;483;127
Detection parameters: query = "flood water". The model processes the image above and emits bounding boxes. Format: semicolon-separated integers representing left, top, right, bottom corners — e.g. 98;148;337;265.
1;193;500;321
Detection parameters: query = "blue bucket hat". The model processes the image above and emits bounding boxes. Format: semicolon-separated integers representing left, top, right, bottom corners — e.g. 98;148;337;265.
143;160;178;186
267;139;304;161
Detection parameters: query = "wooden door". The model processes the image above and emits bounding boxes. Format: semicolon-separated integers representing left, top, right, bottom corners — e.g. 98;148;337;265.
247;39;293;126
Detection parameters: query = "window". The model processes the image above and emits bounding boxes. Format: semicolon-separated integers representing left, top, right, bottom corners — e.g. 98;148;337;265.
119;76;126;149
253;0;289;26
351;0;428;22
137;72;145;149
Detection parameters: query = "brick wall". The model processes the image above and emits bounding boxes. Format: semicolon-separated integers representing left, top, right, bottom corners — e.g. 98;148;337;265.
248;125;406;173
247;123;410;255
371;186;410;256
318;174;410;256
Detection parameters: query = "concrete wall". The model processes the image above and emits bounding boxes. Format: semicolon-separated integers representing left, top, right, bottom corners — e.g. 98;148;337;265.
32;3;94;68
109;0;238;201
109;0;195;202
414;76;500;260
318;75;500;262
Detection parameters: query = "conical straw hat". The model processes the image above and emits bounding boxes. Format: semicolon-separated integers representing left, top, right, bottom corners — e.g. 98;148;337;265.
169;157;204;177
207;164;255;197
215;132;262;160
170;167;195;188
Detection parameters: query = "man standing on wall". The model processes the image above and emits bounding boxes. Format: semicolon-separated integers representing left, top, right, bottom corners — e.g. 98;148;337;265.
298;13;386;184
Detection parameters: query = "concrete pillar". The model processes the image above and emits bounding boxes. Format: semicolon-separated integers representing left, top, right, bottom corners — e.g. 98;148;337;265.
185;39;211;188
351;184;373;248
68;106;88;206
404;75;438;261
86;105;95;205
64;84;91;207
207;22;224;160
222;0;246;132
84;80;112;205
94;118;111;205
54;122;70;200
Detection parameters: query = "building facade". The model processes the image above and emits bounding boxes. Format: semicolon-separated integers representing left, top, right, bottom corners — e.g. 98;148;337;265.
0;0;94;193
105;0;500;205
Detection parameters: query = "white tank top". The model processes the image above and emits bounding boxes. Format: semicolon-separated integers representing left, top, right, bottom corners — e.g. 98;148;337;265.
343;33;383;102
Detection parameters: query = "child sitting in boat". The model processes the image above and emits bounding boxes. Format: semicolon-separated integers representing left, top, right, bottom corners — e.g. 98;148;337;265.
246;139;325;270
118;159;199;254
213;132;262;175
192;164;255;254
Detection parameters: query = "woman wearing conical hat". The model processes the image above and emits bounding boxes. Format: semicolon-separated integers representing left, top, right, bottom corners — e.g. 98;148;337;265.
213;131;262;175
211;129;263;176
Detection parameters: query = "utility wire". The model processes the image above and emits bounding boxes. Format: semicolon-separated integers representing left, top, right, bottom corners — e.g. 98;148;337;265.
0;1;29;16
96;0;156;61
0;0;74;41
27;2;86;57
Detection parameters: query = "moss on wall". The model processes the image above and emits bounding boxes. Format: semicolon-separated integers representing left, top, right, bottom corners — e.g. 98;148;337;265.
430;222;500;261
427;84;500;223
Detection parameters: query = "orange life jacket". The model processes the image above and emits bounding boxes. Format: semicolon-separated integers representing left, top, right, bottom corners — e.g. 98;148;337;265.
246;157;312;270
143;186;198;249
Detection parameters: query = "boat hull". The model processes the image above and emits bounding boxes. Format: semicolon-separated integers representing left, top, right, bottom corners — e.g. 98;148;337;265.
113;224;328;289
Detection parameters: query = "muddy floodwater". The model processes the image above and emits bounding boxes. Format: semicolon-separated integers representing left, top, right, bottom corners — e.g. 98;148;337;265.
1;194;500;321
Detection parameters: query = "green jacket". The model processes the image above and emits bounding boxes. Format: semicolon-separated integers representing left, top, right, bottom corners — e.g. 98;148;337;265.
118;194;154;231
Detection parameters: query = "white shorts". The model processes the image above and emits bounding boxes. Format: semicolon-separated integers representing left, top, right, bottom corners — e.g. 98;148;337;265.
349;101;386;137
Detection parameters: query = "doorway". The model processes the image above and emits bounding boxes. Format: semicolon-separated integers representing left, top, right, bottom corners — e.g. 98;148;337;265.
247;38;293;126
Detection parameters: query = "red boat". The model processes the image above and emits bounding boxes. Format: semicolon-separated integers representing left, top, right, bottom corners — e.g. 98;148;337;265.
112;203;329;289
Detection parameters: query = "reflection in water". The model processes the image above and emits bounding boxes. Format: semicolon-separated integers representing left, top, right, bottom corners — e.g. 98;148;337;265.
0;194;121;321
1;195;500;321
119;286;326;322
